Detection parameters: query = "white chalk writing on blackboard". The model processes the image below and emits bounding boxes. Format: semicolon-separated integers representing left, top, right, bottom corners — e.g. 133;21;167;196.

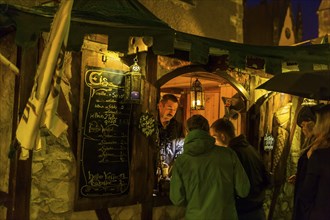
79;67;131;197
80;170;129;196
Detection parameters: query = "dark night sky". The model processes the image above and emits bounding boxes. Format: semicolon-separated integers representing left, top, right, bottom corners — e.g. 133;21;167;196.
246;0;322;41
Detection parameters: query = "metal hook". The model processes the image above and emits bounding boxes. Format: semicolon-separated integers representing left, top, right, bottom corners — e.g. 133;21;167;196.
134;47;139;62
102;54;107;63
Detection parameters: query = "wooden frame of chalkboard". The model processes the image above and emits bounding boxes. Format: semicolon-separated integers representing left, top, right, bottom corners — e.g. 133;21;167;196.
74;66;140;210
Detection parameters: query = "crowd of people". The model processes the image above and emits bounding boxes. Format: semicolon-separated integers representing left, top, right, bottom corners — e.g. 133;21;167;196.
156;93;330;220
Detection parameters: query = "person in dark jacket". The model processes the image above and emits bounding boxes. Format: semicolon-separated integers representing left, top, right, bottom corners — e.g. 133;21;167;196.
288;105;316;220
170;114;250;220
294;104;330;220
210;118;270;220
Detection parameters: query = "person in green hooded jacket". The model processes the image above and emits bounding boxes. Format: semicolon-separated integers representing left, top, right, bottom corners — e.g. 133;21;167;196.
170;114;250;220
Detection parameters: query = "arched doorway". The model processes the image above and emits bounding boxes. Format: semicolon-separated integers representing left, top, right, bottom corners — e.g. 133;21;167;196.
155;64;249;135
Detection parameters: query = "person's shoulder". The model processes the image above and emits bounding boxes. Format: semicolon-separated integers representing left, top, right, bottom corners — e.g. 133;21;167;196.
308;148;330;168
214;146;236;155
173;152;190;167
213;147;241;164
308;148;330;172
313;147;330;158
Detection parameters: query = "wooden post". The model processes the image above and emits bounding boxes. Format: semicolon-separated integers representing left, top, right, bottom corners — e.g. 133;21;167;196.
95;209;112;220
7;45;38;220
140;49;159;220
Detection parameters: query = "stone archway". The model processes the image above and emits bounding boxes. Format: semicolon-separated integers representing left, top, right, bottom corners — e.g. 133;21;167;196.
155;64;249;101
155;64;250;133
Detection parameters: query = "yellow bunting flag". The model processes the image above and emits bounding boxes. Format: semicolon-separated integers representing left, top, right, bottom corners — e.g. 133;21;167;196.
16;0;73;159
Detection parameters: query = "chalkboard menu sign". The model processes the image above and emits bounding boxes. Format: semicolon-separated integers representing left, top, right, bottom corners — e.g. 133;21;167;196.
79;66;131;197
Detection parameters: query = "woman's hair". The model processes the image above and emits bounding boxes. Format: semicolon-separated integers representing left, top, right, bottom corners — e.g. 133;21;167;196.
210;118;236;139
310;104;330;152
186;114;209;132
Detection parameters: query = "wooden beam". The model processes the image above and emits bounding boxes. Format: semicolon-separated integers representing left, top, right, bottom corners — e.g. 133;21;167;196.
0;52;19;75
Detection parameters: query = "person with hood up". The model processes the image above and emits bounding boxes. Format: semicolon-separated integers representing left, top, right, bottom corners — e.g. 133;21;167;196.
170;114;250;220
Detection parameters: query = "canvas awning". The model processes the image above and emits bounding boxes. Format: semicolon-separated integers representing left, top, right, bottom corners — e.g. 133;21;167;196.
174;32;330;74
0;0;175;55
1;0;329;74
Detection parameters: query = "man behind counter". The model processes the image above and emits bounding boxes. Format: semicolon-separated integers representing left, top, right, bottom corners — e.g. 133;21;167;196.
157;94;184;169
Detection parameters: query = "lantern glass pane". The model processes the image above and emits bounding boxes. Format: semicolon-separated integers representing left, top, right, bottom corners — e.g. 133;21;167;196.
130;74;141;100
124;73;131;101
190;91;205;110
190;79;205;110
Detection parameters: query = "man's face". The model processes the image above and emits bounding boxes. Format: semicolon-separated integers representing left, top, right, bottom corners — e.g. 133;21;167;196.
159;100;178;122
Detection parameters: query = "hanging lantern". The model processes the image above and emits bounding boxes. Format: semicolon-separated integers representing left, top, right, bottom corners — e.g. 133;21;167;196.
190;78;205;110
124;56;142;103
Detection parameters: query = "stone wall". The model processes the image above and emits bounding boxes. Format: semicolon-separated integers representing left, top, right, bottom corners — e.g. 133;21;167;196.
30;129;76;220
139;0;243;43
318;0;330;37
